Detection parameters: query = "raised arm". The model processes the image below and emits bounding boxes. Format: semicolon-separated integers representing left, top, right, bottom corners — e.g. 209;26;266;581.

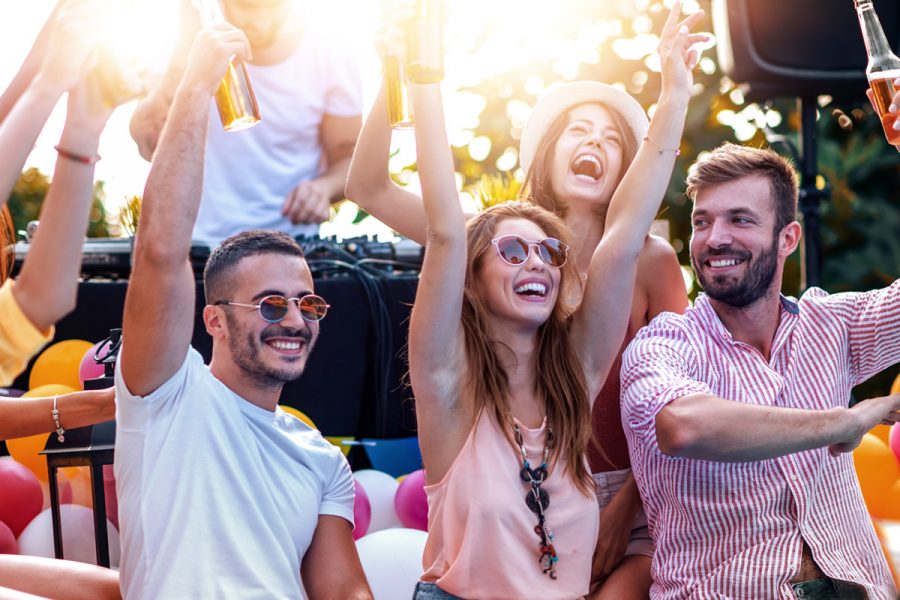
13;75;115;331
121;24;251;396
345;80;433;243
128;0;199;161
0;0;109;210
0;1;62;124
572;1;706;397
406;80;470;475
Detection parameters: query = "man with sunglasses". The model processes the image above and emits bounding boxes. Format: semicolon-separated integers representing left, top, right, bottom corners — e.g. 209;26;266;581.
620;143;899;598
114;24;371;600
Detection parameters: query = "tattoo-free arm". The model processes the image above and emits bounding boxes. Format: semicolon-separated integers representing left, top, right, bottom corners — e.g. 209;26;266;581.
300;516;372;600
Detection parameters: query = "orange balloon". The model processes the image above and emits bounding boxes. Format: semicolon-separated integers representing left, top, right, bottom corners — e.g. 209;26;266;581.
853;434;900;519
279;405;317;430
870;424;892;446
892;372;900;395
29;340;93;391
5;384;76;481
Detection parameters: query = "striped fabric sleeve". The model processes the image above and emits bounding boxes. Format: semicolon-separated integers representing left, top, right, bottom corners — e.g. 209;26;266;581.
620;315;713;445
817;279;900;386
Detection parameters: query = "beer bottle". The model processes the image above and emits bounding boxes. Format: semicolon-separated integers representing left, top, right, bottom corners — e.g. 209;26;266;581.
855;0;900;145
407;0;444;84
386;53;415;128
195;0;261;131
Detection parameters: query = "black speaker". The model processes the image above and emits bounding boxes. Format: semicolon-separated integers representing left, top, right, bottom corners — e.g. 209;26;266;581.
713;0;900;101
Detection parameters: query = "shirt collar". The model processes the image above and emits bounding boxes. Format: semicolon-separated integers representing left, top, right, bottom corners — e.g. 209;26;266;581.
694;293;801;346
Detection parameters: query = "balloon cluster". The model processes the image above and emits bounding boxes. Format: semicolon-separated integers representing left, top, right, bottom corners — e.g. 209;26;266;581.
853;373;900;520
1;339;119;564
352;468;428;600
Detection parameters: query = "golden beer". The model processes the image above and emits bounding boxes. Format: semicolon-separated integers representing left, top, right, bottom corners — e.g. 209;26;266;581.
868;72;900;146
386;54;414;129
214;59;261;132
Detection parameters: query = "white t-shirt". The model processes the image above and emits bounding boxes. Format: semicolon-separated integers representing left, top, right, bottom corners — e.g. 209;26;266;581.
193;19;363;246
114;347;354;600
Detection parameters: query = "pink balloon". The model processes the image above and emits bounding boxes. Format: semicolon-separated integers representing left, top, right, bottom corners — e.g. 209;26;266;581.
0;458;43;538
353;479;371;540
0;520;17;554
78;341;110;389
890;424;900;466
394;469;428;531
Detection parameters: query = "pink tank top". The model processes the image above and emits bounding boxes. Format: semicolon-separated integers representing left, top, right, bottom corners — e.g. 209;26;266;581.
421;411;599;600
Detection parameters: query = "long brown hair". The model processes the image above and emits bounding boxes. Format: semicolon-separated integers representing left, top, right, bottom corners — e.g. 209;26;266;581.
0;207;14;283
522;102;638;222
461;201;593;495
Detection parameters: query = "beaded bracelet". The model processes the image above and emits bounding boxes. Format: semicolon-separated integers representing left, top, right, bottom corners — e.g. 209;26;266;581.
643;135;681;156
51;395;65;443
54;145;101;165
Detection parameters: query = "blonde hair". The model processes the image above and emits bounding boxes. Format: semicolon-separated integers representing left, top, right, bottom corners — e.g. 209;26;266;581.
461;201;593;495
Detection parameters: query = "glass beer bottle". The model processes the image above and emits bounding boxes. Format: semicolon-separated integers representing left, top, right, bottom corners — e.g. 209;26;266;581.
195;0;261;131
385;53;414;128
407;0;444;83
855;0;900;145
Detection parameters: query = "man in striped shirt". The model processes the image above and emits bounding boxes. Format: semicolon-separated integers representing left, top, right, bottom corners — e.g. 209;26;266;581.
621;143;900;599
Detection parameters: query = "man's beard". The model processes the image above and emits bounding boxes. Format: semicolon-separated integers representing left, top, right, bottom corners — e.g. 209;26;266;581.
226;314;313;389
692;236;779;308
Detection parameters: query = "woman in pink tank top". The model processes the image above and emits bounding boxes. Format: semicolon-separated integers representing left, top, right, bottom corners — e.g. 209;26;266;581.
392;6;704;597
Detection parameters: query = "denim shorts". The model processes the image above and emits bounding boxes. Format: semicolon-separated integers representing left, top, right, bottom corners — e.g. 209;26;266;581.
412;582;464;600
593;467;655;558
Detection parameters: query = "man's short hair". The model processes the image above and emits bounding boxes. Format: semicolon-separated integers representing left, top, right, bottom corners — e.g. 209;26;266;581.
203;230;306;304
686;143;799;234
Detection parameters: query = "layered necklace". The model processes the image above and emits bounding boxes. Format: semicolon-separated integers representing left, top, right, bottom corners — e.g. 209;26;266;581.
513;422;558;579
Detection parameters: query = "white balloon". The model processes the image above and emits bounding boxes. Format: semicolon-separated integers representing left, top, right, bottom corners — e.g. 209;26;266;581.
18;505;120;567
356;528;427;600
353;469;402;532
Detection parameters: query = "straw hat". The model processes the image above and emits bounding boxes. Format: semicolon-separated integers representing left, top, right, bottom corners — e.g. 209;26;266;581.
519;82;649;174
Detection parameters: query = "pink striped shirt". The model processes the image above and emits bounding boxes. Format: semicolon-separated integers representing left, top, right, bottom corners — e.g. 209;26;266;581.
621;281;900;600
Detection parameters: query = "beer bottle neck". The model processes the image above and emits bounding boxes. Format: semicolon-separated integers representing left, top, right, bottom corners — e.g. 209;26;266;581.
856;1;900;69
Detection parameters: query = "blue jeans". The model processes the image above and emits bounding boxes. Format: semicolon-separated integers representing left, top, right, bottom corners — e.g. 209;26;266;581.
412;582;464;600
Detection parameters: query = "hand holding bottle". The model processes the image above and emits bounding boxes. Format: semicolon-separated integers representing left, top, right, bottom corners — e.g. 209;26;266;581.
183;23;252;97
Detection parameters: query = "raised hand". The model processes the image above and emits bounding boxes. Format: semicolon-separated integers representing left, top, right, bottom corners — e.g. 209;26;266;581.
657;0;710;97
182;22;252;95
37;0;116;94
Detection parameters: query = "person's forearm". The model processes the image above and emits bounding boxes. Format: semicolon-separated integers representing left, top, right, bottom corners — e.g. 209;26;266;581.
14;116;104;330
0;389;115;441
656;393;855;461
129;73;181;161
314;157;352;203
0;77;65;209
135;81;211;263
345;82;395;201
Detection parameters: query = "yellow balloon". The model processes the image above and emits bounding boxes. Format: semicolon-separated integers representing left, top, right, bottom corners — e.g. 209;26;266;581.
29;340;93;390
891;372;900;395
279;405;317;430
325;436;353;457
853;434;900;519
6;384;76;481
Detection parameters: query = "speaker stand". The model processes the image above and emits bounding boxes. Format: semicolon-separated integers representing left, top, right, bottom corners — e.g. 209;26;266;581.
797;96;829;290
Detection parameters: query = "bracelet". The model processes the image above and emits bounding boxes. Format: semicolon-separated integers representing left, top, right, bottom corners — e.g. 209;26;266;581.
643;136;681;156
54;145;100;165
51;395;65;443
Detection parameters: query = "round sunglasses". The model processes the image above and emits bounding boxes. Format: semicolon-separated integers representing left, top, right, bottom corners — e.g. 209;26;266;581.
214;294;330;323
491;235;569;268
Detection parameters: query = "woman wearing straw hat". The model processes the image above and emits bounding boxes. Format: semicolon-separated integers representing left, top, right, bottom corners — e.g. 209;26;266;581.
347;2;706;597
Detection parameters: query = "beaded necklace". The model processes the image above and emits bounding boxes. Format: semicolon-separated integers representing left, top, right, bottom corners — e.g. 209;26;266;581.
513;422;558;580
